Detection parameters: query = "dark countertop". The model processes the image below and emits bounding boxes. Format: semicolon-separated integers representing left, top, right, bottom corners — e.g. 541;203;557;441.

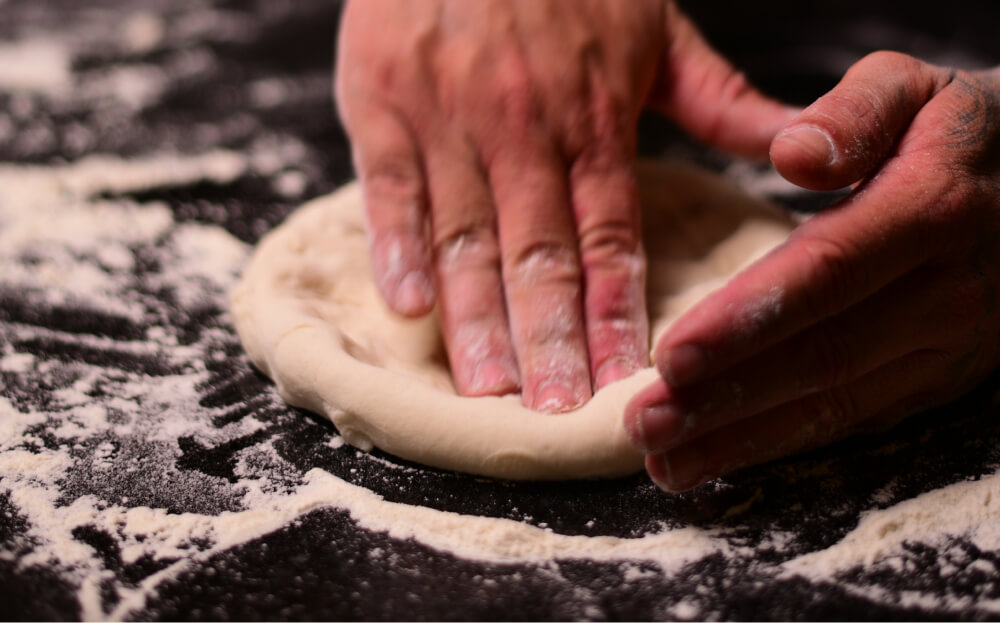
3;1;1000;620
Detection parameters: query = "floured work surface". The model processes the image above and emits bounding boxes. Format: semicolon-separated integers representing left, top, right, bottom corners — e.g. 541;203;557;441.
4;1;1000;620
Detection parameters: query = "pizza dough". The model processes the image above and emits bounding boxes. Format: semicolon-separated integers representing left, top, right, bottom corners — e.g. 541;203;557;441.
230;160;795;480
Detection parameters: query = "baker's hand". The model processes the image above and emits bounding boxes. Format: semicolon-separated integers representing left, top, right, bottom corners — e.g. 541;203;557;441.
626;51;1000;490
335;0;794;410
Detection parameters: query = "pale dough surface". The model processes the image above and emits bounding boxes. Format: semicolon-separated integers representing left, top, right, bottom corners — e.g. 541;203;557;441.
230;161;795;480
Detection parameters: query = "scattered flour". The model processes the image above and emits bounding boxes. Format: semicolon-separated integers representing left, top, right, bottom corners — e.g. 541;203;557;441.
0;38;72;96
121;12;166;54
785;473;1000;574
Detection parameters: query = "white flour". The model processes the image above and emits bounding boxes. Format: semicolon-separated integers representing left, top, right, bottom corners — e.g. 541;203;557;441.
0;38;71;96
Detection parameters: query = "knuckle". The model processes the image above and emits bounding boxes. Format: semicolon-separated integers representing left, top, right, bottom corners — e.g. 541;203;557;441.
361;153;424;205
571;163;642;270
339;48;409;105
823;89;882;130
503;240;580;288
357;58;400;97
559;68;631;155
433;224;500;269
370;224;420;252
578;219;643;272
819;51;927;140
586;90;631;147
718;69;754;105
937;71;1000;160
489;62;541;134
586;266;647;345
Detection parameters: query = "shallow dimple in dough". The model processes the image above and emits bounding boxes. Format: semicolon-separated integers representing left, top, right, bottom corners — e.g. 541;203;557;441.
230;161;795;480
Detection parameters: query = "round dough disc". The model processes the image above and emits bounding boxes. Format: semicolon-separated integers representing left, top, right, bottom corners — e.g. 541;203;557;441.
230;160;795;480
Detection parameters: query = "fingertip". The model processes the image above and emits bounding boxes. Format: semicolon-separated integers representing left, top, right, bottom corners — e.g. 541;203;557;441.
532;378;591;413
645;449;709;492
367;220;433;317
774;125;837;166
770;124;846;191
654;343;708;388
466;356;520;397
664;446;708;491
645;453;670;489
624;380;681;453
594;355;640;389
571;160;649;393
393;270;435;315
771;51;947;192
445;320;521;398
654;9;803;161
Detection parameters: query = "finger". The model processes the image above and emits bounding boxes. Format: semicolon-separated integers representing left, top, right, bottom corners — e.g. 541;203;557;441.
626;267;955;453
348;102;434;316
459;48;592;412
770;51;951;191
571;154;649;389
649;1;800;160
650;154;950;390
488;143;592;412
537;27;649;389
645;349;951;491
563;64;648;387
425;139;520;397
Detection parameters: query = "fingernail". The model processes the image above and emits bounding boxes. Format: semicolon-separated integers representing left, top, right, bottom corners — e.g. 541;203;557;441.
662;447;706;491
395;271;434;314
628;403;684;452
660;344;707;388
534;380;585;413
775;125;837;166
595;356;637;389
469;357;517;395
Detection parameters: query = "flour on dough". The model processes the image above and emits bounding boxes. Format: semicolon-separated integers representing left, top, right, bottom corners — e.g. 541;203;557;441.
230;160;795;480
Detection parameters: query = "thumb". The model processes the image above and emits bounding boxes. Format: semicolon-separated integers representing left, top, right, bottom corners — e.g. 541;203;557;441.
770;51;952;191
649;2;799;160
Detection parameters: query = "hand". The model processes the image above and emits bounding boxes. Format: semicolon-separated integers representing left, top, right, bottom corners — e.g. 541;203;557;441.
625;51;1000;490
335;0;794;410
